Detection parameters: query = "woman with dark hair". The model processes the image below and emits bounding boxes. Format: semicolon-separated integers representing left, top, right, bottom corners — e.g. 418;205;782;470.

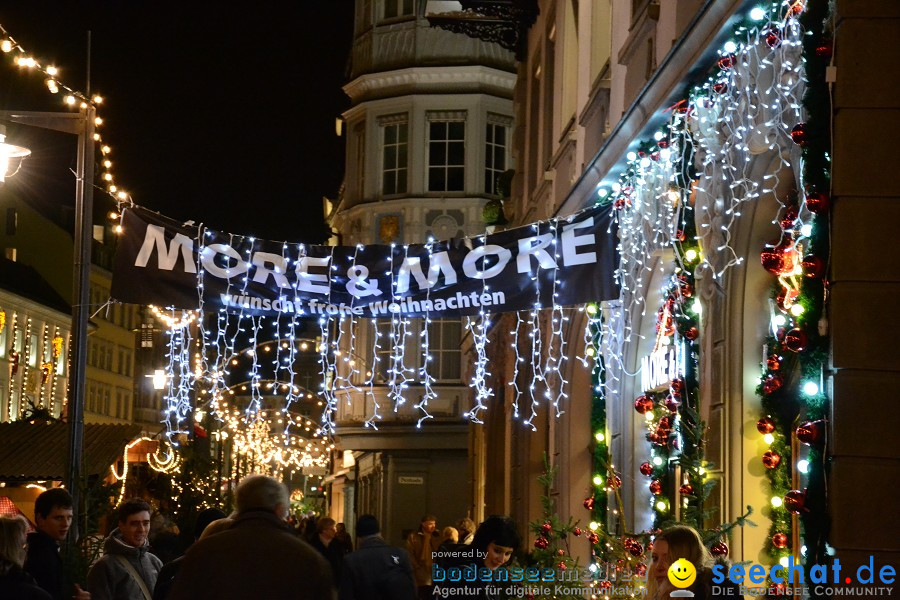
648;525;742;600
437;515;521;600
471;516;521;573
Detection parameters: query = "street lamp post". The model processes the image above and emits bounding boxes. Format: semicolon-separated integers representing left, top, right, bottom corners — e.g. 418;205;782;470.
0;107;95;540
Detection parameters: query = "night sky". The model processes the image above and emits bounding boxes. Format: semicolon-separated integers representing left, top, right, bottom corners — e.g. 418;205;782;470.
0;2;354;243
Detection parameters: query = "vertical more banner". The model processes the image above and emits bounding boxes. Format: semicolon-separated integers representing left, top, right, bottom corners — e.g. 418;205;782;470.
111;204;620;317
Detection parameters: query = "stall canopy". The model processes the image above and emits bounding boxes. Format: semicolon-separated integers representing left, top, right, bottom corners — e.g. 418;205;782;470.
0;422;142;481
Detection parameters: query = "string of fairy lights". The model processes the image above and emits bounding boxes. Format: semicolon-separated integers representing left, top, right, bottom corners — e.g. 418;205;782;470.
0;24;131;207
579;1;831;596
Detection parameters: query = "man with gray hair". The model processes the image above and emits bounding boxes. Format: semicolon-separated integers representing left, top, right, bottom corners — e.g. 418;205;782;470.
168;475;333;599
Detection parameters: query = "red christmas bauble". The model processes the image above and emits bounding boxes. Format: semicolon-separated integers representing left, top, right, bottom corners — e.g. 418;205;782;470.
671;379;685;394
772;533;789;549
679;483;694;496
583;497;595;511
656;417;672;440
767;356;781;371
658;139;670;149
789;1;805;15
573;527;582;536
784;328;808;353
763;374;784;395
762;450;781;469
635;564;648;577
640;462;654;476
801;255;825;278
684;326;700;341
797;419;826;446
610;475;622;490
557;549;565;556
780;207;798;231
558;561;567;569
681;283;693;298
634;395;654;414
770;583;786;596
651;151;660;162
757;417;776;434
541;522;553;534
711;541;729;557
675;229;686;241
599;580;612;591
765;31;782;48
805;190;830;214
535;537;549;549
657;312;676;336
784;489;807;514
588;533;600;545
761;250;784;275
713;82;728;94
717;54;736;70
761;238;798;276
624;537;635;549
649;480;662;495
629;542;644;557
790;123;808;145
665;394;681;413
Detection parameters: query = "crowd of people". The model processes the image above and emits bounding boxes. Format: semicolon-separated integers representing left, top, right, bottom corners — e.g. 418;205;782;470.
0;478;740;600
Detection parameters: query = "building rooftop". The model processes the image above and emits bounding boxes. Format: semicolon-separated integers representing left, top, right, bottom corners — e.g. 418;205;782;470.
0;257;70;314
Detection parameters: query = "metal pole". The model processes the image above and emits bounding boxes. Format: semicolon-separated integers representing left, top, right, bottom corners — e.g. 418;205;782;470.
66;104;95;542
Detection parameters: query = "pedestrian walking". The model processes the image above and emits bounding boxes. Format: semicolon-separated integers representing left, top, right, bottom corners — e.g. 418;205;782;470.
456;518;475;545
87;498;161;600
151;507;227;600
334;523;353;553
1;515;52;599
310;517;348;585
167;474;333;600
439;526;458;549
434;515;521;600
405;515;440;600
339;515;415;600
648;525;742;600
24;488;90;600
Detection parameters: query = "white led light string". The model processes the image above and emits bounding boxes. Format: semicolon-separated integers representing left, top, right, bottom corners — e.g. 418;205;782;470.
318;246;338;435
414;239;437;427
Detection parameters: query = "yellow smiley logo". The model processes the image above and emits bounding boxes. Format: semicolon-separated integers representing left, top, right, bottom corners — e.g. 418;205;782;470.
667;558;697;588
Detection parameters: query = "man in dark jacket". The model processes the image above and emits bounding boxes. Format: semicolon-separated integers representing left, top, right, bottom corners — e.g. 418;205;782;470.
167;474;333;600
339;515;415;600
87;498;162;600
24;488;90;600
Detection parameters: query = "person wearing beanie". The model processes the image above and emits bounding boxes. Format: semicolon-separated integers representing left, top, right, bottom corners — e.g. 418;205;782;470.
339;515;415;600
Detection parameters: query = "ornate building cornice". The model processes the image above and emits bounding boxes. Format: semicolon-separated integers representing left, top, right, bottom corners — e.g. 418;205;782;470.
425;0;539;60
343;65;516;103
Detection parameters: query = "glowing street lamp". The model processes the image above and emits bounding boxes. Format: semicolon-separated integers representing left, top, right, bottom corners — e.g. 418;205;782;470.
0;107;95;542
0;125;31;181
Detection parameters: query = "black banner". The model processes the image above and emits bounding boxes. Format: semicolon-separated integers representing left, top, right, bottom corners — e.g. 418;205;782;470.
110;205;619;318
